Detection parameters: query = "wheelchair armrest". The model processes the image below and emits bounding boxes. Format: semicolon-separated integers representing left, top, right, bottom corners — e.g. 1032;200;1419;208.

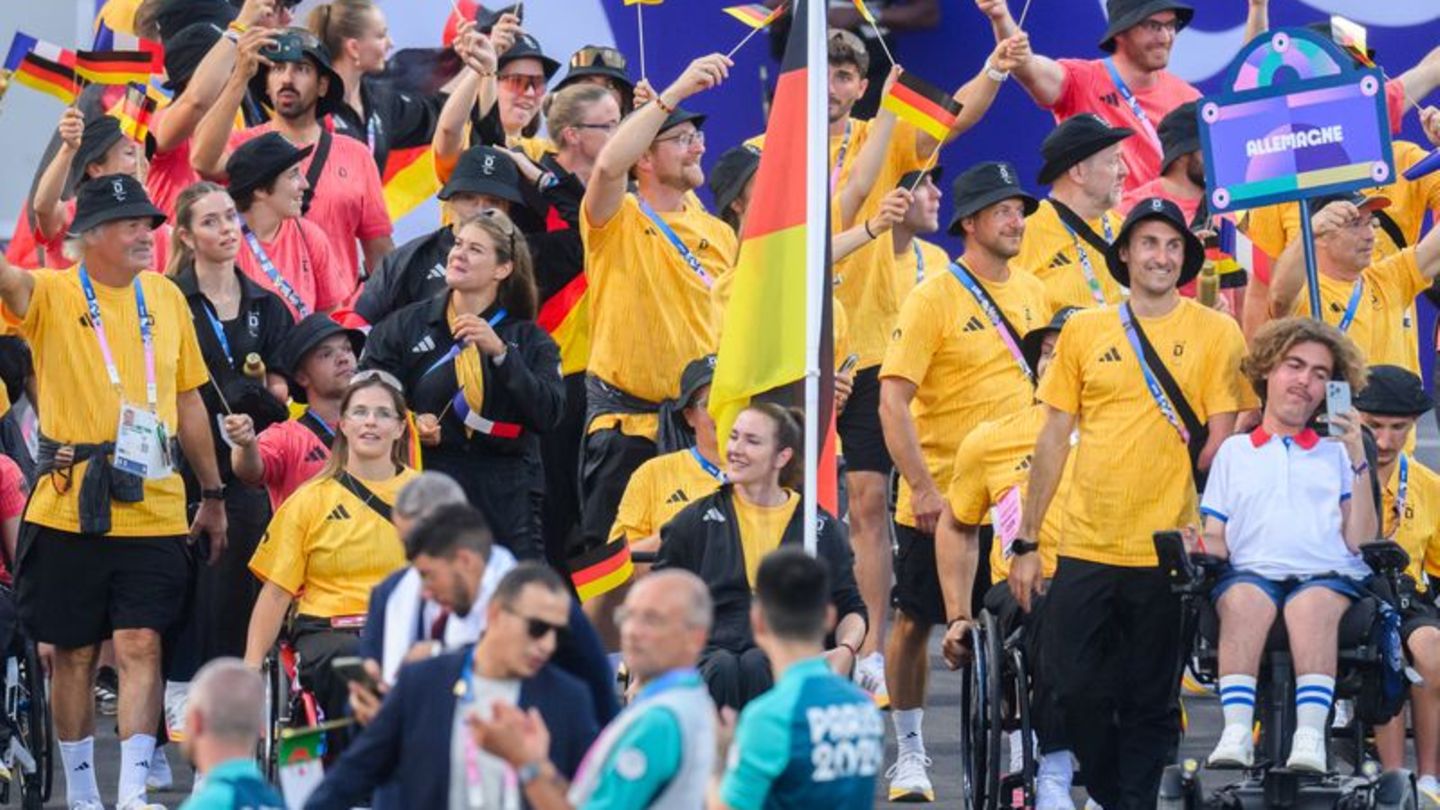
1360;541;1410;578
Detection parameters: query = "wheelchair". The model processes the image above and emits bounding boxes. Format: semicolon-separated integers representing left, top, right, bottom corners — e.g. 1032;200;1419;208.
259;637;322;784
0;631;51;810
1154;533;1418;810
960;590;1041;810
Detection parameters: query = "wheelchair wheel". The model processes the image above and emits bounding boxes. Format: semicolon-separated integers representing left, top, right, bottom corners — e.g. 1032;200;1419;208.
17;640;51;810
961;620;992;810
259;651;291;784
982;612;1004;810
1001;639;1035;810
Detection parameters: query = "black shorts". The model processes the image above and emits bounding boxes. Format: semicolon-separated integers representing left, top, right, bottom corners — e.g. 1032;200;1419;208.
1402;599;1440;650
15;523;189;649
837;367;891;475
893;523;994;625
577;427;656;559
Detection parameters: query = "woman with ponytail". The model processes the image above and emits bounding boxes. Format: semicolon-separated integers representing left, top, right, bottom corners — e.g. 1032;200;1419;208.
654;403;869;710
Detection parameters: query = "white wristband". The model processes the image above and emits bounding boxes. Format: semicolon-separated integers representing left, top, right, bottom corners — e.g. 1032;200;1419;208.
985;63;1010;83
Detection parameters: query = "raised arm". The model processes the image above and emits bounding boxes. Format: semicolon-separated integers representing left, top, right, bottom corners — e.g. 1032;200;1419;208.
833;189;911;262
917;33;1031;156
974;0;1066;108
190;27;276;180
1243;0;1269;44
1266;201;1355;320
432;20;501;167
32;108;85;240
153;0;277;151
0;255;36;320
837;66;900;228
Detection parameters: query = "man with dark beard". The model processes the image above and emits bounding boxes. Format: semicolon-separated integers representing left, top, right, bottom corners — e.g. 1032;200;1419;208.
1121;101;1204;224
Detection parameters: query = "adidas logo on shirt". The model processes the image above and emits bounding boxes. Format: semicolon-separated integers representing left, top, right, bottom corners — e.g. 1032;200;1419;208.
411;335;436;354
1100;92;1120;107
427;264;446;280
702;507;726;523
962;316;985;333
1014;456;1032;472
1099;346;1123;363
1049;252;1072;268
305;447;328;463
665;489;688;505
326;504;352;521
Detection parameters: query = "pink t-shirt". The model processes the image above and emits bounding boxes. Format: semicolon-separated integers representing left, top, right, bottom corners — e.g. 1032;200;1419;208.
1050;59;1200;193
229;123;393;302
257;418;331;511
0;454;25;584
235;217;347;318
1121;176;1202;223
146;137;199;220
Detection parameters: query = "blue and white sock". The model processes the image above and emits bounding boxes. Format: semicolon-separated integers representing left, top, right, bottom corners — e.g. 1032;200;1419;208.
1218;674;1257;732
1295;674;1336;734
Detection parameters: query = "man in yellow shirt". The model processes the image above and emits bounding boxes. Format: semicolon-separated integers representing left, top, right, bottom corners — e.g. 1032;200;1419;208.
576;53;738;599
1011;197;1255;809
890;167;950;304
0;175;226;810
1017;113;1132;310
879;161;1050;801
1268;192;1440;372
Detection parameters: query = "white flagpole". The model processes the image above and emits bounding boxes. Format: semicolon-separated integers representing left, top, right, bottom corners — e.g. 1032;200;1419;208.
803;0;825;558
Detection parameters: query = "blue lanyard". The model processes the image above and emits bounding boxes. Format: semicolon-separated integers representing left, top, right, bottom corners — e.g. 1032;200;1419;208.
638;198;713;288
1118;302;1189;445
454;652;476;704
1391;454;1410;537
79;265;157;410
913;242;925;285
420;309;508;378
690;447;725;482
947;262;1032;381
239;219;311;318
636;667;700;703
1337;280;1363;333
304;409;334;438
200;301;234;365
1101;58;1162;153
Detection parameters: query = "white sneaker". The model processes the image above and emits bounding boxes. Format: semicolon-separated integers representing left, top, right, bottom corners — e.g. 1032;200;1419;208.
116;800;166;810
1036;772;1076;810
1285;727;1327;773
853;653;889;709
885;751;935;802
146;745;173;791
1207;724;1254;768
68;802;105;810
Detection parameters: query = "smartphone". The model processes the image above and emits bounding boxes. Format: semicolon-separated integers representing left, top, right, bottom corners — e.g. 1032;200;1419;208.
1326;380;1352;430
331;656;380;694
838;353;860;376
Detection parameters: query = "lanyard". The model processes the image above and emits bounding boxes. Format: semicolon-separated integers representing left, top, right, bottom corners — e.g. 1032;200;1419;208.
200;301;234;365
366;114;378;154
1390;453;1410;539
239;219;312;318
947;262;1032;381
830;120;852;190
1118;302;1189;445
912;242;925;285
421;309;509;378
638;198;713;288
305;409;335;438
1058;217;1113;308
1102;58;1163;154
80;265;157;410
1337;279;1363;333
690;447;725;482
454;654;519;809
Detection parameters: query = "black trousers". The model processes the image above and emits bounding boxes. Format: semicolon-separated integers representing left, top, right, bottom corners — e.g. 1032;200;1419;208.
292;619;361;727
577;428;656;560
1042;557;1183;810
540;373;587;572
426;452;544;562
984;583;1068;754
699;645;773;710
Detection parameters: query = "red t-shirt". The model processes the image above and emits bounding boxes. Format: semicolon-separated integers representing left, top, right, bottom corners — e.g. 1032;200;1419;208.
0;454;26;585
229;123;393;302
1121;176;1202;223
235;217;347;318
146;137;199;220
256;418;331;511
1049;59;1200;193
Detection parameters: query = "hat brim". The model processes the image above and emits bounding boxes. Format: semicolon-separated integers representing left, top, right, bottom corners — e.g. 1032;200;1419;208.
1159;135;1201;174
68;130;126;191
499;51;562;80
1037;130;1134;185
712;162;761;217
947;191;1040;235
1022;326;1060;373
659;109;707;135
437;175;526;205
227;143;316;199
1099;1;1194;52
1105;212;1204;288
69;201;168;236
558;66;634;93
250;56;348;120
283;325;365;404
898;166;943;191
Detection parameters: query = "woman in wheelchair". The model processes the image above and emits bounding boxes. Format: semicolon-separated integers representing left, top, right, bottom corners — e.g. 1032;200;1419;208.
243;371;419;738
1196;318;1374;773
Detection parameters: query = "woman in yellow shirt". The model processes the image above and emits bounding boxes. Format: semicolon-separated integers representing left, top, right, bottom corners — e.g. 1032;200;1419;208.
244;370;418;728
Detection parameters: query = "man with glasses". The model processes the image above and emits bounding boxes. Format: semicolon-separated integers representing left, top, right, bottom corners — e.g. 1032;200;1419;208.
305;563;600;810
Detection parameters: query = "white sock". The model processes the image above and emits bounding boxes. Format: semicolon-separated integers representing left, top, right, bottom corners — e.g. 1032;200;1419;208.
893;708;925;757
1295;674;1336;734
1039;749;1074;781
59;737;100;806
118;733;157;807
1218;674;1257;733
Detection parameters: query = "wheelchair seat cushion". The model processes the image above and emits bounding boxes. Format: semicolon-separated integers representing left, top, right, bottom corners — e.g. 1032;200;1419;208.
1199;593;1379;652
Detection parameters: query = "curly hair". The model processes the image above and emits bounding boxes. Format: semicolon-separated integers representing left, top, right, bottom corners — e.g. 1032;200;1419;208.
1241;316;1369;401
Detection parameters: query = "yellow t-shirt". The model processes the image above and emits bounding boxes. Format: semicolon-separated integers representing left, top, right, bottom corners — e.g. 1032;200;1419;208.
735;489;799;588
893;237;950;305
1382;454;1440;589
1038;300;1256;566
4;266;207;536
581;193;737;440
1016;200;1127;311
947;404;1068;584
249;468;418;617
1291;249;1427;373
880;267;1050;528
610;448;725;544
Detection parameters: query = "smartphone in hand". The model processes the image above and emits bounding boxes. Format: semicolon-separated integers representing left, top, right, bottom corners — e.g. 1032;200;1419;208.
1325;380;1352;434
331;656;380;695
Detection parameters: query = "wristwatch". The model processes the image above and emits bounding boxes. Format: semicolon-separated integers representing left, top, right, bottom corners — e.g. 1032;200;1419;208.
201;486;226;501
516;760;546;786
1008;537;1039;557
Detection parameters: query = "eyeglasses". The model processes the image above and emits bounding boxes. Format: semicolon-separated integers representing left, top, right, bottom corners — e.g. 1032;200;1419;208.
498;74;547;94
1136;18;1181;35
506;609;569;641
570;46;626;71
345;406;401;423
655;130;705;149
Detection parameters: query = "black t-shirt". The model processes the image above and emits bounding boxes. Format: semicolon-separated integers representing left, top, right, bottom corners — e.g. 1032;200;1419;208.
331;77;448;177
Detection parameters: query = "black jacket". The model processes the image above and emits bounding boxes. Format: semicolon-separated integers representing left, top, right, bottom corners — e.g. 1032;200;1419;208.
331;76;446;178
656;485;867;653
352;225;453;325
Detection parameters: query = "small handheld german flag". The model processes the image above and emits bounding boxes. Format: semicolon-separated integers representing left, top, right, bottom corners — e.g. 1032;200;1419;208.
109;82;158;144
881;71;962;142
569;539;634;602
75;49;156;85
14;51;79;105
723;3;786;29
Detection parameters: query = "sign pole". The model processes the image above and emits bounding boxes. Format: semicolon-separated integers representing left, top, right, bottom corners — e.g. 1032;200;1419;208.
1297;197;1322;321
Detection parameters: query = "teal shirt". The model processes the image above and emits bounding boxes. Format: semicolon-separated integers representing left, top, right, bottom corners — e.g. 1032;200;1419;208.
720;657;883;810
179;759;284;810
579;673;700;810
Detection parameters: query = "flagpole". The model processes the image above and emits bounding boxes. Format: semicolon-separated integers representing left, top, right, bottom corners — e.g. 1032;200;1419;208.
725;25;767;60
803;0;825;558
637;4;648;81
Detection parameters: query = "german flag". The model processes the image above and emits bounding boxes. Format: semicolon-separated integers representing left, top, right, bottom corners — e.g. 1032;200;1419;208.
723;3;785;28
570;539;634;603
75;49;156;85
882;71;962;143
14;53;78;105
380;144;442;222
537;271;591;376
711;0;839;512
109;82;157;144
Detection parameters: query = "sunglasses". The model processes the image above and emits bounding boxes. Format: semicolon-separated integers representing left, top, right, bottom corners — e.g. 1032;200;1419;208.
570;46;626;71
507;609;569;641
498;74;547;94
349;368;406;394
479;208;517;258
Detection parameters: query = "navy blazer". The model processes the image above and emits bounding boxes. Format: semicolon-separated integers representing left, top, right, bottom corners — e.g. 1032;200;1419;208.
304;648;599;810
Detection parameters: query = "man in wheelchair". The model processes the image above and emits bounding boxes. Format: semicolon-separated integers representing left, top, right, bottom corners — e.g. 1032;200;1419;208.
1197;318;1375;772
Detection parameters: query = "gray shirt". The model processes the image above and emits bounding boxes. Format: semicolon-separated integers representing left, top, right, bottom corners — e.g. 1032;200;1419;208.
450;675;523;809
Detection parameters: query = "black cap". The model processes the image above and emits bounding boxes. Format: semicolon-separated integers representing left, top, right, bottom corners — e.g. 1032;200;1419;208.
558;45;634;96
947;161;1038;235
249;28;346;118
659;107;707;136
280;314;364;403
69;174;167;235
225;132;314;198
898;165;943;191
1311;190;1392;216
69;115;127;190
676;355;716;409
1354;365;1433;417
155;0;235;42
163;22;227;92
475;3;523;33
1038;114;1133;185
1158;102;1200;174
438;145;525;204
709;145;761;216
498;33;561;80
1099;0;1194;53
1022;306;1082;372
1105;197;1204;288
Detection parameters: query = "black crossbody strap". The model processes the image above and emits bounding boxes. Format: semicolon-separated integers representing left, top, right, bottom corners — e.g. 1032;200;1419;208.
301;129;333;216
1374;211;1408;251
1049;200;1111;254
297;411;335;450
1128;314;1209;472
337;472;392;522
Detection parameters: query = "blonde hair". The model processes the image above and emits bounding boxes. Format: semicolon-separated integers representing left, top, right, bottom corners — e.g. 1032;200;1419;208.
165;181;230;278
1243;317;1369;400
307;0;379;62
454;210;538;319
318;371;410;480
544;83;612;147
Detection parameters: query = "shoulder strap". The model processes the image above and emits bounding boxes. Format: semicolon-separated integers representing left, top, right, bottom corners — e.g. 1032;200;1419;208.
301;129;333;216
1125;307;1209;474
338;471;393;522
1049;200;1110;254
1374;210;1408;251
298;411;335;449
948;263;1034;380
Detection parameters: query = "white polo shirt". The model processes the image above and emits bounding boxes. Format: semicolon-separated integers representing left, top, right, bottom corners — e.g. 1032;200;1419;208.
1200;427;1369;580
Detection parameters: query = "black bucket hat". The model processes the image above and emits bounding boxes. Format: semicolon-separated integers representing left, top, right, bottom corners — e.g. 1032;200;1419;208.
163;22;226;92
1038;114;1133;185
1099;0;1194;53
1354;365;1433;417
498;33;561;80
558;45;634;97
677;355;717;409
69;115;127;190
225;132;314;198
947;161;1038;235
1158;101;1201;174
280;313;365;402
709;144;761;216
438;145;525;205
1106;197;1204;288
155;0;236;42
69;174;167;234
1022;306;1082;372
658;107;707;136
249;28;346;119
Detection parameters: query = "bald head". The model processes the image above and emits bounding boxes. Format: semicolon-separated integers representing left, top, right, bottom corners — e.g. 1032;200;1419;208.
188;658;265;744
639;569;713;632
621;569;714;680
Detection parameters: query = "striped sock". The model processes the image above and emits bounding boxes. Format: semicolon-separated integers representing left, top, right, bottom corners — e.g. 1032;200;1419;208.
1218;674;1257;732
1295;674;1336;733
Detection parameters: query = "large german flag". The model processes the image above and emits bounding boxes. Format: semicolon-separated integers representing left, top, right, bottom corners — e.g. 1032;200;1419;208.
882;71;962;143
75;49;156;85
710;0;839;512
